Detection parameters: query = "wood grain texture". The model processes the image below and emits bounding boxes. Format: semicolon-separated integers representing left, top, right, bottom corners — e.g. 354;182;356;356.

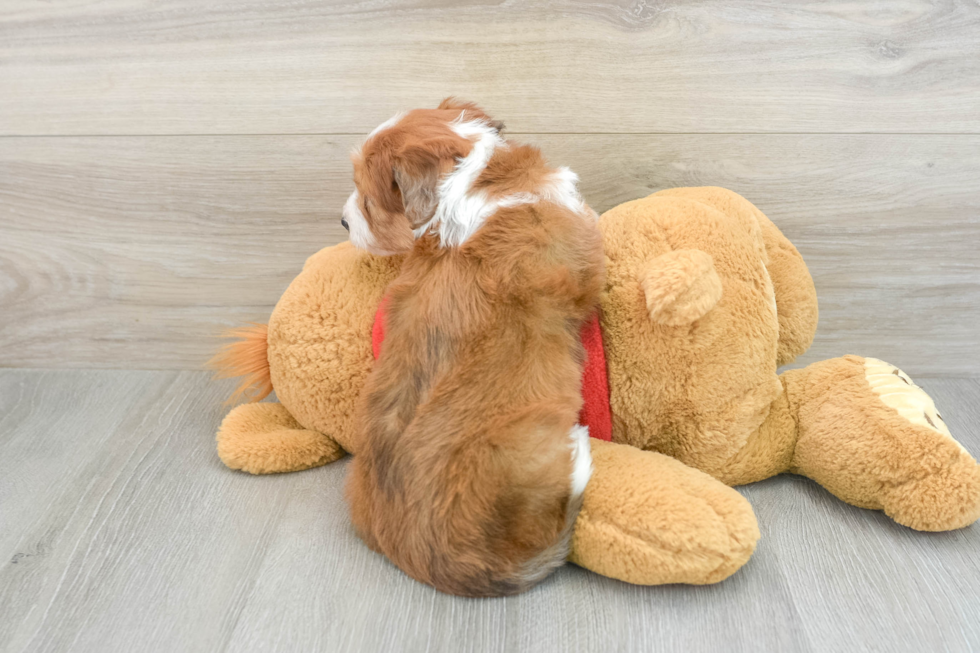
0;371;301;653
1;370;978;652
2;134;978;373
747;377;980;653
1;1;980;135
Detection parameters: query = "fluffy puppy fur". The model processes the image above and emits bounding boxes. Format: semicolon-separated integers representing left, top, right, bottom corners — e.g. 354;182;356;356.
343;99;604;597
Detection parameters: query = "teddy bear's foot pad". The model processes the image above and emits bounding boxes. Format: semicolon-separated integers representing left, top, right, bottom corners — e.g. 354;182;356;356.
863;358;980;531
217;402;345;474
569;440;759;585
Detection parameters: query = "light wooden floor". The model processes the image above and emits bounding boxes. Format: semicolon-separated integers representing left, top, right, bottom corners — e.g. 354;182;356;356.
3;1;980;651
1;370;979;653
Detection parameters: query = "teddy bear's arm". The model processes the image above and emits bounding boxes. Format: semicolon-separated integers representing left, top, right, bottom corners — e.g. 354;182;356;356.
569;439;759;584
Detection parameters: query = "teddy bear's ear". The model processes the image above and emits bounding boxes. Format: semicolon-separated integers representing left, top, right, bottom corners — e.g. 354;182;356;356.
638;249;722;326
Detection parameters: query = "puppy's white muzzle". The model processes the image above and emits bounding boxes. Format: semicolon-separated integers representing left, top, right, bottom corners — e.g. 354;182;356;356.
343;189;386;254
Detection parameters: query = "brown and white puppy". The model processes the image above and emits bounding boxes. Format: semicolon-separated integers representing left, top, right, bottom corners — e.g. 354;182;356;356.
342;99;603;597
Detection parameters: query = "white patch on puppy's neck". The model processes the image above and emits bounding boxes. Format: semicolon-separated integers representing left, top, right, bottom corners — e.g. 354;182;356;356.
492;170;594;220
415;119;593;247
415;118;504;247
541;167;595;220
368;112;405;138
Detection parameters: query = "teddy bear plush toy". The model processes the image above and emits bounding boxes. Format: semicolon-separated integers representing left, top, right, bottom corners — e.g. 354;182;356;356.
212;186;980;587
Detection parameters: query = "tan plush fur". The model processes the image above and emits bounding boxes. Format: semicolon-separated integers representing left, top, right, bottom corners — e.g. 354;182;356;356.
213;186;980;588
639;249;723;326
570;440;760;585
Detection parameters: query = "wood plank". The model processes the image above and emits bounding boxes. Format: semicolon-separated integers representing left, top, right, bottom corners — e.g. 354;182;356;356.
1;1;979;135
223;462;811;653
0;370;157;514
1;134;978;374
0;371;298;653
0;135;350;369
0;369;175;650
1;371;978;652
745;377;980;652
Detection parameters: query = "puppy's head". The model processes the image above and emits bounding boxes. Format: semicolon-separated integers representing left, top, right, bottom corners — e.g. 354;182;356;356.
342;98;503;255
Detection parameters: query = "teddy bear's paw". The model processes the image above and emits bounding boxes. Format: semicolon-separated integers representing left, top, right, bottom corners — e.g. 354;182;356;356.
863;358;980;530
638;249;722;326
882;456;980;531
216;402;346;474
569;440;759;585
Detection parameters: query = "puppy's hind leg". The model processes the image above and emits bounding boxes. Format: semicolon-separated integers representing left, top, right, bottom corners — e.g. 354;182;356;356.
516;425;594;590
344;455;384;554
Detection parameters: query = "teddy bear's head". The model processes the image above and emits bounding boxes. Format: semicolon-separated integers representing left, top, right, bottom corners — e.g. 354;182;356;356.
266;243;402;454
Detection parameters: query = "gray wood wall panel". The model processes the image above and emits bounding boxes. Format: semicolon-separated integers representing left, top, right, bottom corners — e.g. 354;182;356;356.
2;134;977;374
1;1;979;135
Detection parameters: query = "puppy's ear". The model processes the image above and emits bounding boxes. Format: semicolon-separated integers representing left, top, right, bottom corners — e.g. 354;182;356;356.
437;97;504;134
393;163;441;227
390;129;471;227
358;146;401;216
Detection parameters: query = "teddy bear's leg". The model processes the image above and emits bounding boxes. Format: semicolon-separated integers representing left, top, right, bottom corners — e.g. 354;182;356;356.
569;439;760;585
781;356;980;531
216;402;346;474
710;384;799;487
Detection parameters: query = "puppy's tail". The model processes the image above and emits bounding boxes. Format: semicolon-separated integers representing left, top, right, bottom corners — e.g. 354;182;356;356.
207;323;273;404
510;424;593;592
